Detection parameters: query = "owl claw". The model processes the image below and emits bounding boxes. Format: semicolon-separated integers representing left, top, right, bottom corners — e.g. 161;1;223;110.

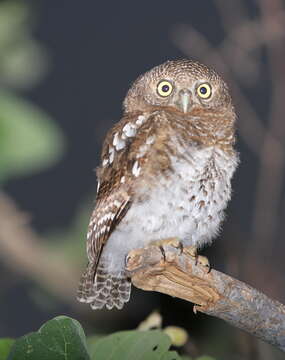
151;237;182;251
151;238;183;262
151;239;210;272
159;245;166;262
184;246;211;273
195;255;210;272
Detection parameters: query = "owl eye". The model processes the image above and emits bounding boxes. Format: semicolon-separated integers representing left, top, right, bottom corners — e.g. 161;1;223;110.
197;83;212;99
157;80;173;97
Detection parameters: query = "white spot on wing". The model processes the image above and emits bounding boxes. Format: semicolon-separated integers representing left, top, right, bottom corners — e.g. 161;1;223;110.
132;160;141;177
109;147;115;163
102;158;109;167
136;115;145;126
113;132;126;151
123;122;136;137
120;176;126;183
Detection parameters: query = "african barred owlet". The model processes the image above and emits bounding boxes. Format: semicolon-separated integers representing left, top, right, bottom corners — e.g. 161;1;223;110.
77;59;238;310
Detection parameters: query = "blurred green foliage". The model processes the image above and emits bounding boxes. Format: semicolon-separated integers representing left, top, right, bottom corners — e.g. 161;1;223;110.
0;1;48;89
4;316;216;360
0;339;14;360
0;0;64;184
0;91;64;182
89;328;181;360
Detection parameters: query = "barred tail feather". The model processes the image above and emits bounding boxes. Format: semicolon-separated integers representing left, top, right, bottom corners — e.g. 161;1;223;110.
77;262;131;310
77;262;96;302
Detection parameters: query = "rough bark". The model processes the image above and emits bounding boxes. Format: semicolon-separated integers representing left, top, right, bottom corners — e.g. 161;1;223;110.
126;244;285;352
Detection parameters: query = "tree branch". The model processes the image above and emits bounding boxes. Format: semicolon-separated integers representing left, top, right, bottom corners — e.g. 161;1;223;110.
126;244;285;352
0;192;78;301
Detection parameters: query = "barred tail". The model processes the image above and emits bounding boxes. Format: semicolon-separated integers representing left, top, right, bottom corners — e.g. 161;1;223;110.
77;262;131;310
77;262;96;302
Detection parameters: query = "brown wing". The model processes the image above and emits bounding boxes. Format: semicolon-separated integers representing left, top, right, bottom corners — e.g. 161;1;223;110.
85;113;143;267
77;112;145;302
77;110;173;302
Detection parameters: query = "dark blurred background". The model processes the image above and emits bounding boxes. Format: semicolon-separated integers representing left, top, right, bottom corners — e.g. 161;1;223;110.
0;0;284;359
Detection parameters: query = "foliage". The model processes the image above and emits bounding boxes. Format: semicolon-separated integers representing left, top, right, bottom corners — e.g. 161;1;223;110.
0;91;64;183
0;0;48;90
0;0;64;184
0;339;14;360
89;329;180;360
2;316;216;360
7;316;89;360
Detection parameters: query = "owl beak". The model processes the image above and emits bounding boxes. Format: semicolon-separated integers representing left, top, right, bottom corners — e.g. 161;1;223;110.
178;89;192;113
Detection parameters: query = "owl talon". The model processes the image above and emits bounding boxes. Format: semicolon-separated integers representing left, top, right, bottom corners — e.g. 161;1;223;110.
184;246;210;273
151;238;183;261
159;245;166;262
151;237;182;251
196;255;210;273
177;242;184;255
125;254;132;266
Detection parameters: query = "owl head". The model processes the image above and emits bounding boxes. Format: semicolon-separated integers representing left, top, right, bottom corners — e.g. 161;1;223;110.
124;59;233;114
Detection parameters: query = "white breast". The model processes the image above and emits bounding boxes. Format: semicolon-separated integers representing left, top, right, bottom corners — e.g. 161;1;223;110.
103;146;238;273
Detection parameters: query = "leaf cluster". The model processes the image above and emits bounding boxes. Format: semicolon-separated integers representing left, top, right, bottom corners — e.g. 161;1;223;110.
2;316;215;360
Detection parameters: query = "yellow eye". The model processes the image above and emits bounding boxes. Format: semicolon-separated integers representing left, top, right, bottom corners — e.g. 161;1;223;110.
157;80;173;97
197;83;212;99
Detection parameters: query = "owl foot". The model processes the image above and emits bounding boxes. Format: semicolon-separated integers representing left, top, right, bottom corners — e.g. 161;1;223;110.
151;238;183;254
150;239;210;272
184;246;211;273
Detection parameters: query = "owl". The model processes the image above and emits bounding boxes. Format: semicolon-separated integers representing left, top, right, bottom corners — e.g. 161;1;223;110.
77;59;238;310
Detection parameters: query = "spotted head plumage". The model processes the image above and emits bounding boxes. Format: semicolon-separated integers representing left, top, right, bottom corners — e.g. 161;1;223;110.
124;59;233;114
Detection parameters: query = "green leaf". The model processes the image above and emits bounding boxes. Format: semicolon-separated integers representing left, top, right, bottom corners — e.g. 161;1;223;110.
161;351;183;360
196;357;216;360
7;316;90;360
86;334;105;355
0;338;14;360
0;91;64;182
89;330;182;360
